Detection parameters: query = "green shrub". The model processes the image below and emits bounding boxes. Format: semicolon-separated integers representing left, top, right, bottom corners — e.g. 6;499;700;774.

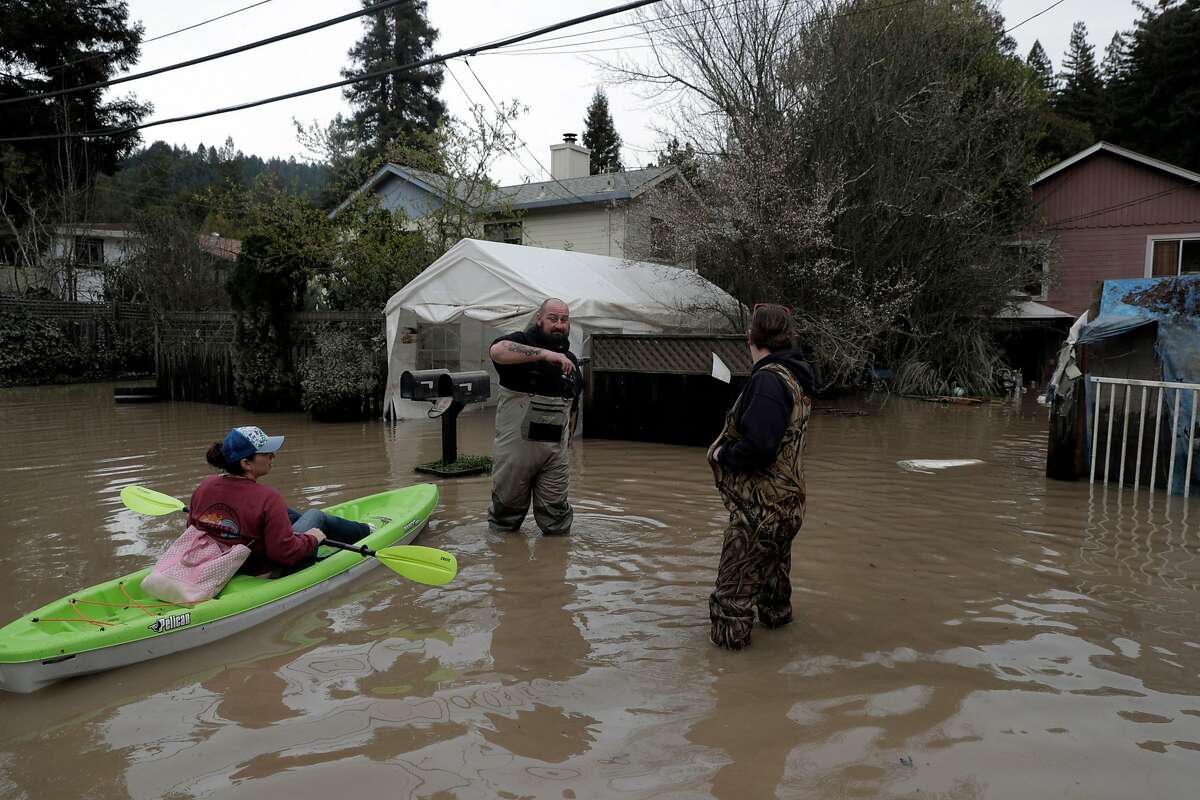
300;328;384;421
232;310;298;411
0;310;149;386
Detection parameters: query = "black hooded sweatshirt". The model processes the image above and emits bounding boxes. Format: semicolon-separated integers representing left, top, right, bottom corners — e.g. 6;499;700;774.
717;349;816;472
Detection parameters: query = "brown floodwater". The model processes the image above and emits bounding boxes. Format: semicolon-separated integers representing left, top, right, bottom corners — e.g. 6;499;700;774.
0;382;1198;799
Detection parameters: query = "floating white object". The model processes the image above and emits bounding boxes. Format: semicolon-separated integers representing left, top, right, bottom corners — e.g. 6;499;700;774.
711;353;732;384
896;459;984;473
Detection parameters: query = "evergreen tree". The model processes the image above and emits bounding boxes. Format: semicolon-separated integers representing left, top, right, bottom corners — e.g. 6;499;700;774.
1055;21;1104;128
1099;31;1129;87
1026;40;1055;97
338;0;445;166
1106;0;1200;171
0;0;149;229
655;137;699;185
582;88;623;174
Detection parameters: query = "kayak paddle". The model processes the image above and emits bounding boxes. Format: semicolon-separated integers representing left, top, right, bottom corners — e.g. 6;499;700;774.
119;484;456;586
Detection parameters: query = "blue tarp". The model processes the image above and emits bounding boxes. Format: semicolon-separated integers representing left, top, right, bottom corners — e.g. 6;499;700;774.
1080;275;1200;496
1076;314;1155;345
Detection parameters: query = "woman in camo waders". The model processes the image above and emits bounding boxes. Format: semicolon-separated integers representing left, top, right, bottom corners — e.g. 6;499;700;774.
707;304;816;650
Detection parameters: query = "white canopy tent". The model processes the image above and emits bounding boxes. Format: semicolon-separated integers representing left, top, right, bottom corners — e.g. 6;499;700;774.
382;239;739;418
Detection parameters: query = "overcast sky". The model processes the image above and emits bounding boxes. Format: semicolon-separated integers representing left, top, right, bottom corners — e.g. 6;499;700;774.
109;0;1139;186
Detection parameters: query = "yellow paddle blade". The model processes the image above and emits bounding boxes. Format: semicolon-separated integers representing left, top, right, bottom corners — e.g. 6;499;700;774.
374;545;457;586
121;485;186;516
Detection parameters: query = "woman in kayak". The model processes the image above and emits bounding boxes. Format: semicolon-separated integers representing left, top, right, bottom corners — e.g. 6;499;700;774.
706;304;816;650
190;425;373;576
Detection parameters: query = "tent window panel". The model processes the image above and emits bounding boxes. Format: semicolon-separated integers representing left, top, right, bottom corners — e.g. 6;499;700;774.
417;323;461;371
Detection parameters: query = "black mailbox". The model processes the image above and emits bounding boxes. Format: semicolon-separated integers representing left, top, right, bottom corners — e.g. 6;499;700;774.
437;370;491;403
400;369;449;401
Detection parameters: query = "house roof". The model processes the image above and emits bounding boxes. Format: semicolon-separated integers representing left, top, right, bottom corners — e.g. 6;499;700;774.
197;234;241;261
54;223;138;237
996;299;1074;320
1031;142;1200;187
332;163;679;217
494;166;677;210
52;224;241;260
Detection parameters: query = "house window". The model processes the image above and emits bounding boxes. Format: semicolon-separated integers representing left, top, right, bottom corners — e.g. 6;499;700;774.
1150;236;1200;276
649;216;673;260
73;236;104;265
1007;242;1049;300
484;221;522;245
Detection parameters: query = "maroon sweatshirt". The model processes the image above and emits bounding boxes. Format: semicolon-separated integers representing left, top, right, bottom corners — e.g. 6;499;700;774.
187;474;317;575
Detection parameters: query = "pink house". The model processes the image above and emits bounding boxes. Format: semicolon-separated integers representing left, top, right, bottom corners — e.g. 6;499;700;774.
1031;142;1200;316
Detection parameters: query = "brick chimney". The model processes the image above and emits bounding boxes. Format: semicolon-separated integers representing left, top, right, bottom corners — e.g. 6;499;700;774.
550;132;591;180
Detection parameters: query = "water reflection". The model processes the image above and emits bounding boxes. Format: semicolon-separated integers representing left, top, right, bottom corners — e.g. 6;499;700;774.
2;388;1200;798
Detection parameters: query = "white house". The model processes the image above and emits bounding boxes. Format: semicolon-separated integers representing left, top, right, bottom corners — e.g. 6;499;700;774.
45;223;139;301
40;223;240;302
333;134;690;263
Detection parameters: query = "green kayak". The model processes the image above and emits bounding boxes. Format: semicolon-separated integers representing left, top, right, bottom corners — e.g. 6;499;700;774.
0;483;439;694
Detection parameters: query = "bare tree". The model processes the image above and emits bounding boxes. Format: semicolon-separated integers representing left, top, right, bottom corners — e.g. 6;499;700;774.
608;0;1045;392
109;211;232;312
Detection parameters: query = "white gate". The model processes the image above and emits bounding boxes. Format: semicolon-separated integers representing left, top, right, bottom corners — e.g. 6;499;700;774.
1090;376;1200;493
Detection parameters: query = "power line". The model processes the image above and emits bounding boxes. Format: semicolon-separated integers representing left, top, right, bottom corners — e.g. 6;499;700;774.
443;64;543;184
474;0;742;50
9;0;277;81
0;0;662;144
1044;185;1187;227
1004;0;1070;34
144;0;277;44
493;0;923;55
1;0;412;106
461;60;596;207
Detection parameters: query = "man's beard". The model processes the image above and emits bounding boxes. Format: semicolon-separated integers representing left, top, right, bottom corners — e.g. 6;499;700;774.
533;324;568;346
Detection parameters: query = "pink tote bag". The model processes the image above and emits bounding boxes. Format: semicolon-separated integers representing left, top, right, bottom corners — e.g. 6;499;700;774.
141;525;251;604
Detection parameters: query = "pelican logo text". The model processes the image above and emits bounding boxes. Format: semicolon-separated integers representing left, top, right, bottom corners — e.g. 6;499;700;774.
149;613;191;633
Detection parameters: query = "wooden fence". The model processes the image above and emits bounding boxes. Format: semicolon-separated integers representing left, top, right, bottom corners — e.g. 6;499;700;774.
0;297;155;377
155;310;385;405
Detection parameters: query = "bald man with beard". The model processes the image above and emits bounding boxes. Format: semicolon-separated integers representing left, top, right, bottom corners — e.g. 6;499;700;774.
487;298;582;535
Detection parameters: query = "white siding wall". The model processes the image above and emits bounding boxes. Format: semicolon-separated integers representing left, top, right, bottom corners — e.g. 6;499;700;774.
520;205;626;258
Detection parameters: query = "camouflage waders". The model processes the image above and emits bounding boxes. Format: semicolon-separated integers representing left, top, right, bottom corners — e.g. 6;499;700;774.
488;385;574;535
707;363;811;650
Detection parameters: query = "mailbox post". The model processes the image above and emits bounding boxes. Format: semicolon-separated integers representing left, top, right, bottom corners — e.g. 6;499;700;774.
400;369;492;476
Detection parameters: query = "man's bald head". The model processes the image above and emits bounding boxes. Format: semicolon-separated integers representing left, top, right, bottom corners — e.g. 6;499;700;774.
539;298;569;315
534;298;570;344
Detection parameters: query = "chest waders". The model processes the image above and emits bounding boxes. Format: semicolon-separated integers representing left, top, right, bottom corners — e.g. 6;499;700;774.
488;385;574;535
706;363;812;650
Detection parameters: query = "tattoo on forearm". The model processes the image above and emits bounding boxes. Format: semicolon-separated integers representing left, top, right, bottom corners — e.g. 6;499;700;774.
505;342;541;357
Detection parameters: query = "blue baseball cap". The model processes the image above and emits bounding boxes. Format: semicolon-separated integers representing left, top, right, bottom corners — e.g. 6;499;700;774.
222;426;285;464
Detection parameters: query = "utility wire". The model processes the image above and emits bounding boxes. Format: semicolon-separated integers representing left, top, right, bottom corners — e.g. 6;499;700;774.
493;0;923;55
0;0;661;144
1003;0;1070;34
461;59;596;206
1;0;412;106
443;63;542;184
8;0;277;81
